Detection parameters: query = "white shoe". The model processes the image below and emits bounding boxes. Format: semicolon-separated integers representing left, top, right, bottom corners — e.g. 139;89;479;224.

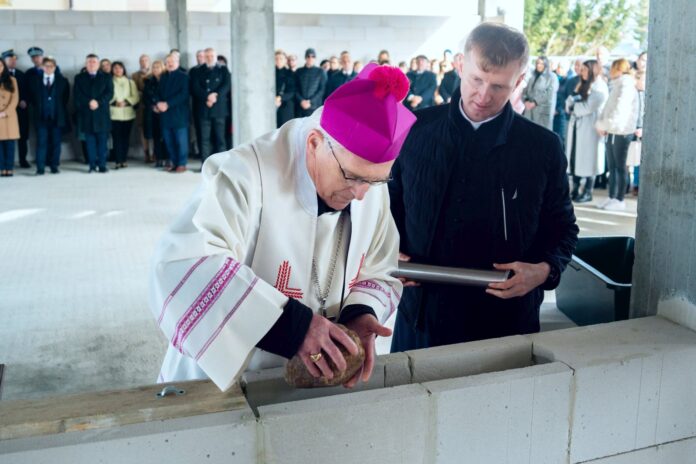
604;199;626;211
597;198;613;209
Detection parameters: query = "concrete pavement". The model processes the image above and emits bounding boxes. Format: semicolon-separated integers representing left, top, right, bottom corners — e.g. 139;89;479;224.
0;161;638;400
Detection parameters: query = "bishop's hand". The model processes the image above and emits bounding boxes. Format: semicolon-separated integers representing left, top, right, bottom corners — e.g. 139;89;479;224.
342;314;392;388
297;314;359;380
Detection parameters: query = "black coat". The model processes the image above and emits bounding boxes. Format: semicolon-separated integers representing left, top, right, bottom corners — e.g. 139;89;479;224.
73;71;114;134
389;88;578;347
276;67;295;127
294;66;326;116
438;69;460;103
28;73;70;129
324;70;357;101
190;64;231;119
406;70;437;110
157;69;190;129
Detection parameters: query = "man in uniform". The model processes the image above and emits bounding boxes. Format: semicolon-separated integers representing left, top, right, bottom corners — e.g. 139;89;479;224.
150;64;415;390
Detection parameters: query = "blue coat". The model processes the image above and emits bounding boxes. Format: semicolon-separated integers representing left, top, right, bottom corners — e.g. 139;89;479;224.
157;69;190;129
389;88;578;349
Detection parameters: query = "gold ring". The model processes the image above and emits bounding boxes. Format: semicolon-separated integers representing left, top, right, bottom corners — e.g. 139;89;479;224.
309;352;323;363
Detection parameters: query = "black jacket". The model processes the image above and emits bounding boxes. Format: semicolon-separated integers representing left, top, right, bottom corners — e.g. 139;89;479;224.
324;70;357;101
389;88;578;347
29;73;70;129
276;67;295;127
294;66;326;116
190;64;231;119
73;71;114;134
438;69;460;104
157;69;190;129
406;70;437;110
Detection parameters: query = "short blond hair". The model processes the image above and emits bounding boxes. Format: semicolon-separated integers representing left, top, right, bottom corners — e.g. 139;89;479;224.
464;22;529;72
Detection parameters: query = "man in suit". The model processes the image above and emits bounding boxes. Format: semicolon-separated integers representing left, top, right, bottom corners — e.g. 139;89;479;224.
324;51;357;101
25;47;45;82
295;48;326;117
29;57;70;175
190;47;231;162
1;50;31;168
405;55;437;111
275;50;295;128
157;53;190;172
438;52;463;104
73;53;114;173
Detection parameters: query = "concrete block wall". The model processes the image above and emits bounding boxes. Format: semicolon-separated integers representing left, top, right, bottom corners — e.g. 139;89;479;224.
4;316;696;463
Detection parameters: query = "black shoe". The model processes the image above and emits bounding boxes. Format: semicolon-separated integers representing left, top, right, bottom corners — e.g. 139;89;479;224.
51;168;59;174
575;192;593;203
88;168;95;173
98;167;108;173
36;170;45;175
20;160;31;168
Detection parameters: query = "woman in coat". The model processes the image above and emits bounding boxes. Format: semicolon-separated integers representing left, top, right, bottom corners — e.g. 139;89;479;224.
566;60;609;203
595;59;639;211
0;58;19;177
523;56;558;130
110;61;139;169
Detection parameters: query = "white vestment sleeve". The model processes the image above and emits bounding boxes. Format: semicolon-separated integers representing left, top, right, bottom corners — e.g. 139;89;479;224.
149;153;288;391
343;185;404;323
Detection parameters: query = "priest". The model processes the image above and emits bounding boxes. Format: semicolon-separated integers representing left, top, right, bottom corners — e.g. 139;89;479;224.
150;64;415;391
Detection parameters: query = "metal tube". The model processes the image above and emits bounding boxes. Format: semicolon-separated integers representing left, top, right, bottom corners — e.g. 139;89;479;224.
391;262;510;287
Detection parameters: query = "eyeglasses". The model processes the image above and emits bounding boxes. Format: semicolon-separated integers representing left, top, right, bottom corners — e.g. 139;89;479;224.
326;138;393;186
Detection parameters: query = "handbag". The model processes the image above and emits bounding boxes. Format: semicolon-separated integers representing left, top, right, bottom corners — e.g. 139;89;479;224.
627;139;642;167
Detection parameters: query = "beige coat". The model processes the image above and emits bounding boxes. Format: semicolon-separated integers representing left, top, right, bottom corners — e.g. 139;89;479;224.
0;76;20;141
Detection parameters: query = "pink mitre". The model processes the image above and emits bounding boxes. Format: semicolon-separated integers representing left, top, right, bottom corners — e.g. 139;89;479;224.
320;63;417;164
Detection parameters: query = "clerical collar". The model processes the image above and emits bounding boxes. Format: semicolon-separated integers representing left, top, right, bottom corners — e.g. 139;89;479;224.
459;97;503;130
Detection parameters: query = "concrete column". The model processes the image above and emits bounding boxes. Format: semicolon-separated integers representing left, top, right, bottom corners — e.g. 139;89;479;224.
230;0;275;146
631;0;696;327
166;0;189;69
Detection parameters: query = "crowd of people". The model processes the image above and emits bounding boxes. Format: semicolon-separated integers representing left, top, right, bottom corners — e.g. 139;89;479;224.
0;46;232;176
0;41;646;206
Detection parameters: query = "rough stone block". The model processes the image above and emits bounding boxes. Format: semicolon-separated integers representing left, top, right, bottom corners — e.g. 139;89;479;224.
259;384;430;464
14;11;54;25
406;334;533;383
530;317;696;462
424;362;572;464
242;353;410;409
53;11;93;25
111;26;148;41
187;12;217;26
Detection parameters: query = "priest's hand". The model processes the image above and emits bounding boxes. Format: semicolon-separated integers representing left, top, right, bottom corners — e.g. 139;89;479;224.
485;261;551;299
297;314;359;380
342;314;392;389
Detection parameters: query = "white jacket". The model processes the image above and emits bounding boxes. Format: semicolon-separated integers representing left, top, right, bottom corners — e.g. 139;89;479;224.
596;74;639;135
